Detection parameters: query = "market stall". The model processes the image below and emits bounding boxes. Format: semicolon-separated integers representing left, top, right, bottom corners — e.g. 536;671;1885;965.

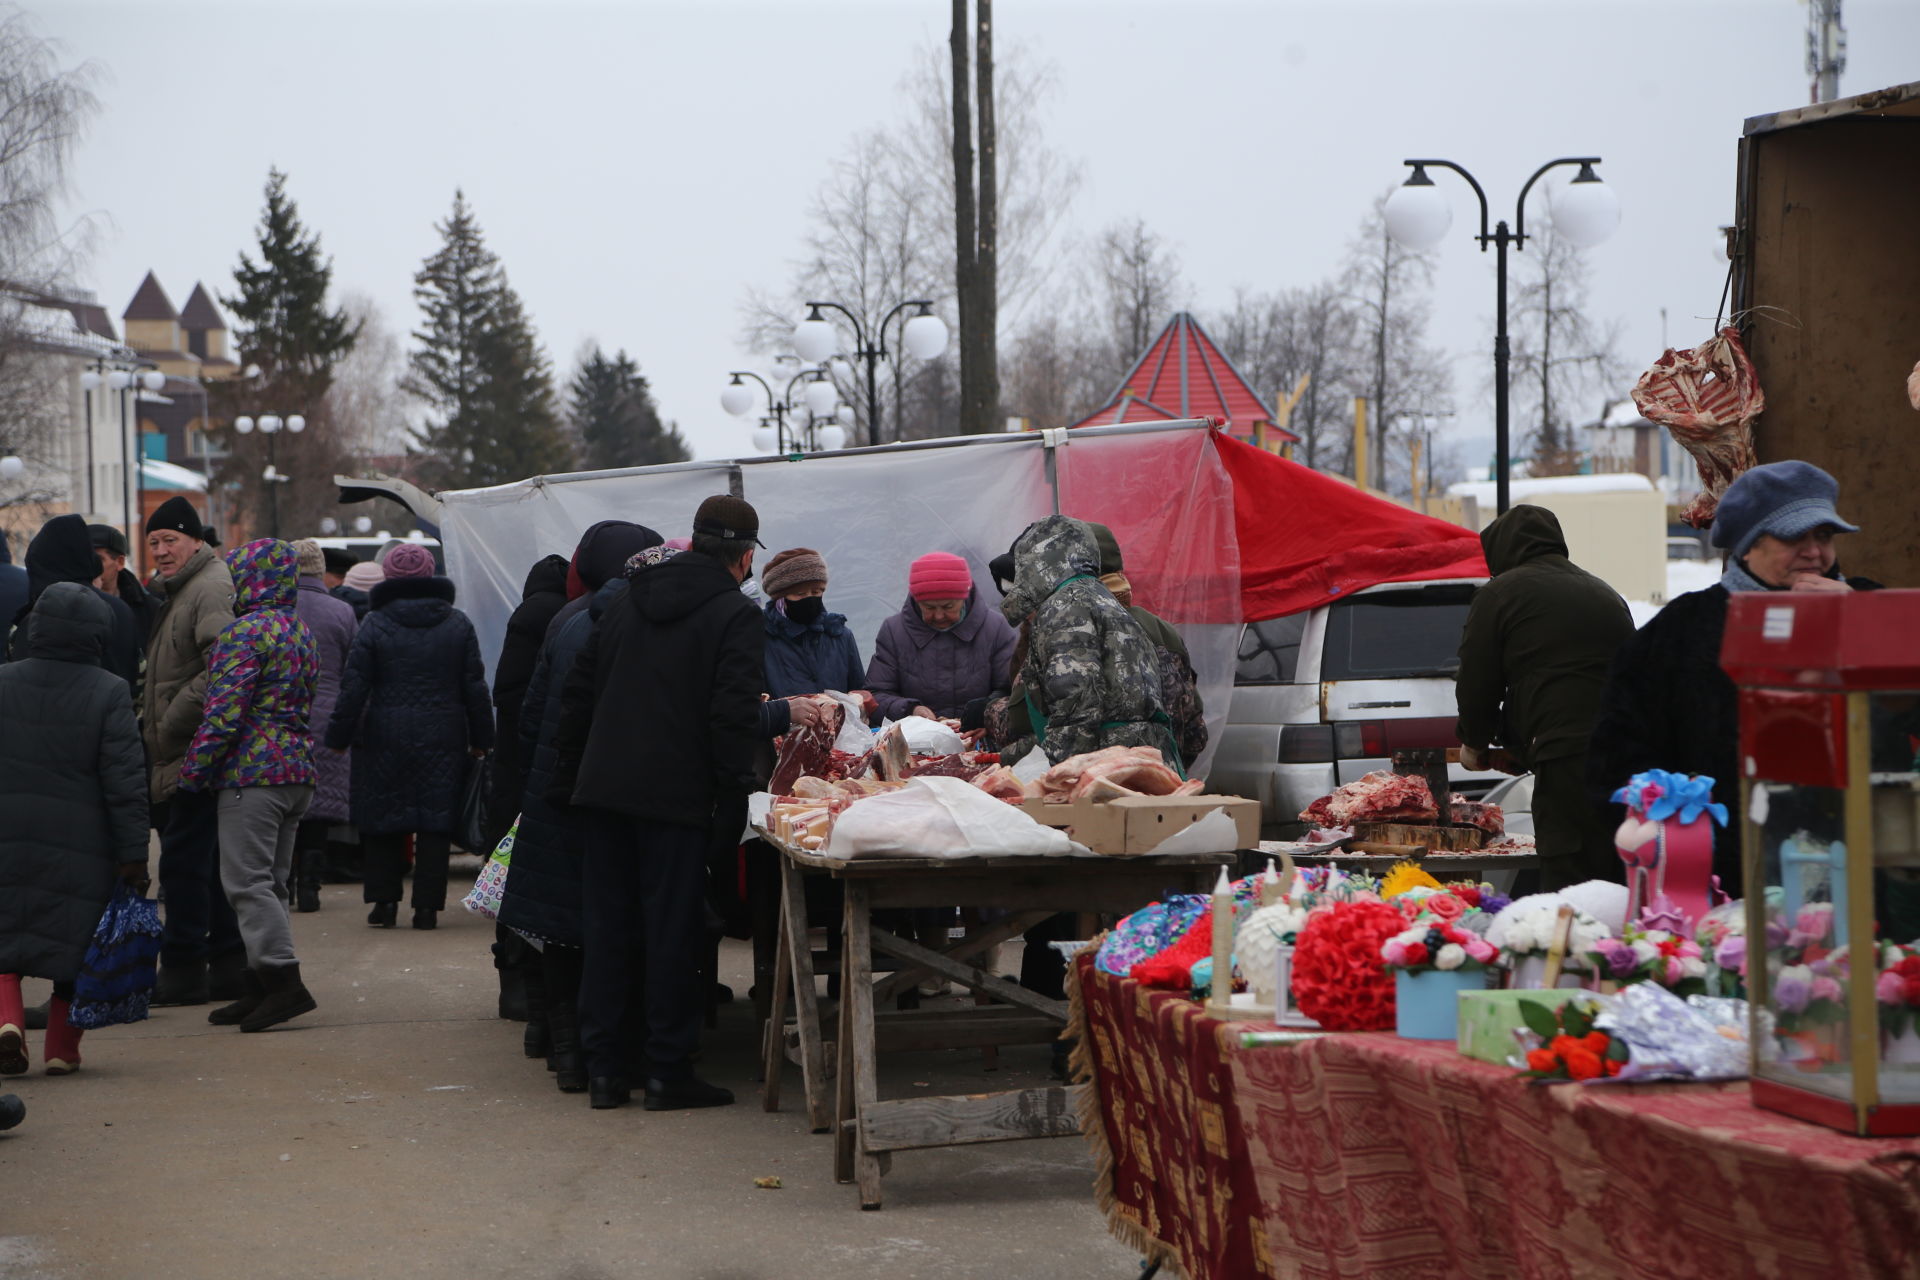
1071;958;1920;1280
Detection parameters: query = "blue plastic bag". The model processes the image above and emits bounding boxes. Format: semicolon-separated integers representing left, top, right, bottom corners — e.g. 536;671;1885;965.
68;886;165;1030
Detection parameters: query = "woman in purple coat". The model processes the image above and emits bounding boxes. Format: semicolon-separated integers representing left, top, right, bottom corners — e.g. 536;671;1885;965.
865;552;1017;730
290;542;357;912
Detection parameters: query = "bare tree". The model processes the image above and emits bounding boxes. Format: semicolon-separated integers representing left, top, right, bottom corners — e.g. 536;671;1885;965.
326;292;414;459
1342;192;1452;490
1213;283;1364;471
1506;191;1625;475
0;8;99;534
740;38;1079;443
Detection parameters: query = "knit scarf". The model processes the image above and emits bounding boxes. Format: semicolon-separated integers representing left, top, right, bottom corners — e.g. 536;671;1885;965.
1719;559;1777;593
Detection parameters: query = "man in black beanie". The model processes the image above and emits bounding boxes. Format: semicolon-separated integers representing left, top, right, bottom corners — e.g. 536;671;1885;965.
552;494;764;1112
88;523;161;641
142;496;245;1006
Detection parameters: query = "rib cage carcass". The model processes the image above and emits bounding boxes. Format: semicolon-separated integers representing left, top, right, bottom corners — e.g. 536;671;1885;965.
1630;326;1765;529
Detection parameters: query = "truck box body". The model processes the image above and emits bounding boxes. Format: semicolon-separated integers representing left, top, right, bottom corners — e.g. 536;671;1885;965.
1735;81;1920;589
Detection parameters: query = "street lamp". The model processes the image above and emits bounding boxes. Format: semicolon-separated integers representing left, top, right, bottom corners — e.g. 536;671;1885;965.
96;364;165;555
793;299;948;445
1384;157;1618;514
232;407;306;537
721;367;842;455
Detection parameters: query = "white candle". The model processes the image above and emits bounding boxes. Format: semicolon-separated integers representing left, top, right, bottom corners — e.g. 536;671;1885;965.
1209;865;1234;1010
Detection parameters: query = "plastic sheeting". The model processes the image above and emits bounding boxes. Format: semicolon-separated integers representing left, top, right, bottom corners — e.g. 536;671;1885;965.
435;422;1239;776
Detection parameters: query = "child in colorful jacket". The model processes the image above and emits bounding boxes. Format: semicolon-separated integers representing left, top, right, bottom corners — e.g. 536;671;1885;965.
179;539;321;1033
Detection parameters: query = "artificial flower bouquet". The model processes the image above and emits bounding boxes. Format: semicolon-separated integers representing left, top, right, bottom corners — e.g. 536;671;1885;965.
1516;996;1627;1081
1587;927;1709;997
1692;899;1749;997
1489;896;1612;988
1877;944;1920;1042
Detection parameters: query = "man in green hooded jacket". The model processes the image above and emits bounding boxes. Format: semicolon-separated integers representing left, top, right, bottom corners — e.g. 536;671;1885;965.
1455;504;1632;887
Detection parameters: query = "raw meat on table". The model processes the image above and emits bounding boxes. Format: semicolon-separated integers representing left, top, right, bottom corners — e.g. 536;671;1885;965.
1298;770;1438;826
1035;746;1168;801
1448;796;1505;837
769;696;847;795
970;765;1031;805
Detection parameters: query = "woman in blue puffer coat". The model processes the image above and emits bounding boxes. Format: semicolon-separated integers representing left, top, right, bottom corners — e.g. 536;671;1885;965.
759;548;868;706
325;542;492;930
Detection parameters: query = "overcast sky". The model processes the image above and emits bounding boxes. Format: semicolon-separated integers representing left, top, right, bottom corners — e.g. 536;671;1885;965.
41;0;1920;472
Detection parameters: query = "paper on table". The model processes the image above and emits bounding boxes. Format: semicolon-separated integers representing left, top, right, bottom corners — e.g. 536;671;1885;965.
1010;747;1050;785
1141;807;1240;856
744;791;773;843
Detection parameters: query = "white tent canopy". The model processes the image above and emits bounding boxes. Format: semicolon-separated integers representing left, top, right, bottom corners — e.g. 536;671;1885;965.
435;420;1238;770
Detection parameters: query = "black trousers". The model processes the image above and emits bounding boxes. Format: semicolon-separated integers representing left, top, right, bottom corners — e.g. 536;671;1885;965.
579;810;708;1082
363;831;452;910
1532;755;1620;890
156;789;243;963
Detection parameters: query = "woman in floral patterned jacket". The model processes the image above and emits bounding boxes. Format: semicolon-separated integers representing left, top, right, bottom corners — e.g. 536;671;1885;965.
179;539;321;1033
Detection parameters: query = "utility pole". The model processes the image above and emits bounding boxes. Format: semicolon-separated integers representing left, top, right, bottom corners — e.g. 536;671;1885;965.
1808;0;1846;103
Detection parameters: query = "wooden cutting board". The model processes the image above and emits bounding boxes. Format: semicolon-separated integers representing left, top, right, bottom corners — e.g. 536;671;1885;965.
1351;821;1486;852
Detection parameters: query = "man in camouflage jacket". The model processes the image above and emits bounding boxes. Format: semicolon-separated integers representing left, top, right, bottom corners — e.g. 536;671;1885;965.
997;515;1173;767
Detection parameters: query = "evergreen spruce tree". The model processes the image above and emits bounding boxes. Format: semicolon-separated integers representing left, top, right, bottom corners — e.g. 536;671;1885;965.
216;168;361;536
407;191;571;488
567;344;690;470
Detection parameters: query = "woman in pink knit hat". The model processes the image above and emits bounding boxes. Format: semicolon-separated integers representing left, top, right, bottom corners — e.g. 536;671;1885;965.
865;551;1016;729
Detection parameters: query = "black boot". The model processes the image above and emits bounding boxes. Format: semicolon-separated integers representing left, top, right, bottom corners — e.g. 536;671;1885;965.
0;1093;22;1131
588;1076;630;1110
208;970;266;1026
367;902;397;928
547;999;588;1094
151;955;209;1007
643;1072;735;1111
497;962;528;1021
208;950;250;1002
295;849;321;914
240;964;317;1032
521;960;550;1059
411;908;437;931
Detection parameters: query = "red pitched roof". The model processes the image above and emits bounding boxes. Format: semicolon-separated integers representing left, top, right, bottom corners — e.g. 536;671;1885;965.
123;271;177;321
1068;312;1297;442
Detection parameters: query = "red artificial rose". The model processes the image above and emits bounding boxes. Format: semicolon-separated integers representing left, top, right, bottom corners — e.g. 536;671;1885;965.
1896;957;1920;979
1290;900;1403;1032
1603;1057;1624;1077
1550;1034;1581;1057
1455;887;1482;908
1526;1048;1558;1074
1403;940;1430;966
1657;938;1682;958
1905;976;1920;1006
1425;894;1466;922
1563;1047;1604;1080
1581;1032;1610;1054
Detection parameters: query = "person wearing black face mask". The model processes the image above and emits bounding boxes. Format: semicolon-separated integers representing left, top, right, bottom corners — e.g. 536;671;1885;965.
758;547;870;712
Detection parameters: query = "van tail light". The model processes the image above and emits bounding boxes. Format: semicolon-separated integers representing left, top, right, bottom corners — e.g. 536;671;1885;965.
1278;725;1334;763
1281;717;1459;763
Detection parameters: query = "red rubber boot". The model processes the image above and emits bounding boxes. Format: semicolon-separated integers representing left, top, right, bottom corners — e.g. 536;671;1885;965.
43;996;82;1076
0;974;25;1075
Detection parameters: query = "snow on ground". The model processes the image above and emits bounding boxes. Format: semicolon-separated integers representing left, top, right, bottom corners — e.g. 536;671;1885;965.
1627;559;1724;627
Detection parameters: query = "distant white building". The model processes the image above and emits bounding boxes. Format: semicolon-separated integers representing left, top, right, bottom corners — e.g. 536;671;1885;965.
1585;398;1701;507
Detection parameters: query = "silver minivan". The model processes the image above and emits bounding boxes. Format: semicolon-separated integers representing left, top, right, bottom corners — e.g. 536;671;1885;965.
1209;577;1501;839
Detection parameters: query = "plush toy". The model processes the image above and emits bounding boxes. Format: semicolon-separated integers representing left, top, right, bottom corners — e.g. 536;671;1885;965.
1612;769;1729;935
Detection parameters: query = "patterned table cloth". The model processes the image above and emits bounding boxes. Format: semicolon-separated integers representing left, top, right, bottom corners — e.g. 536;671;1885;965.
1070;956;1920;1279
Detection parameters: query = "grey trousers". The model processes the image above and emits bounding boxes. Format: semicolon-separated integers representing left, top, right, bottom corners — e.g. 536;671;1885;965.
217;785;313;970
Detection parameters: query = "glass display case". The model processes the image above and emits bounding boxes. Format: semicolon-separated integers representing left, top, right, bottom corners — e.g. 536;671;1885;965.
1723;590;1920;1136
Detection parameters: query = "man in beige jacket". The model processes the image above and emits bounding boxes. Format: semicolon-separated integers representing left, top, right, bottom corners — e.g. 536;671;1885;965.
142;497;242;1007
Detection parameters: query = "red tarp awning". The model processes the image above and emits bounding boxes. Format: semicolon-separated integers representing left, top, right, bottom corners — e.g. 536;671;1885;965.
1215;432;1488;621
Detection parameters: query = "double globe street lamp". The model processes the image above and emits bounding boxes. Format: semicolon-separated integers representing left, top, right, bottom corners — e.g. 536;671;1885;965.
721;367;847;455
791;299;948;445
79;363;167;544
232;411;306;537
1383;157;1619;514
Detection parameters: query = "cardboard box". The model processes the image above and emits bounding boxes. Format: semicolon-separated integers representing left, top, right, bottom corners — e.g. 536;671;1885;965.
1020;798;1128;853
1112;794;1260;854
1019;794;1259;856
1457;989;1595;1066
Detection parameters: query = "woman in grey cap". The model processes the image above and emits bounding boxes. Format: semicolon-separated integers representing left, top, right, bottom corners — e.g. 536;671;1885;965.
1586;461;1875;892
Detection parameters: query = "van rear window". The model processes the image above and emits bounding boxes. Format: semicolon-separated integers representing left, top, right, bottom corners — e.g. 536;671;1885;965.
1236;615;1306;685
1321;585;1475;681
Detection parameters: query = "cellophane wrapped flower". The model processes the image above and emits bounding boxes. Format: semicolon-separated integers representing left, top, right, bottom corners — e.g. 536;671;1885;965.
1584;927;1707;994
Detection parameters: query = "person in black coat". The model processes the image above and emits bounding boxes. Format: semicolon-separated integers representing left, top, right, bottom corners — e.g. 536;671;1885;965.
551;496;764;1111
1588;461;1875;894
489;553;570;844
0;529;25;641
321;547;370;620
5;515;142;697
0;584;150;1076
87;523;162;642
324;543;493;929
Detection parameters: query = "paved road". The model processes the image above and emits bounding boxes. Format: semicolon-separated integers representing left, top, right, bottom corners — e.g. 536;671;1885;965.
0;865;1136;1280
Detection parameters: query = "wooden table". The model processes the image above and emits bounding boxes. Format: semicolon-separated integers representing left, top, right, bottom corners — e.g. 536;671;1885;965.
756;837;1231;1210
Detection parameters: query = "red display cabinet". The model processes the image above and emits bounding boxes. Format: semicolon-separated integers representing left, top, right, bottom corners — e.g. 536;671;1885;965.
1722;589;1920;1136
